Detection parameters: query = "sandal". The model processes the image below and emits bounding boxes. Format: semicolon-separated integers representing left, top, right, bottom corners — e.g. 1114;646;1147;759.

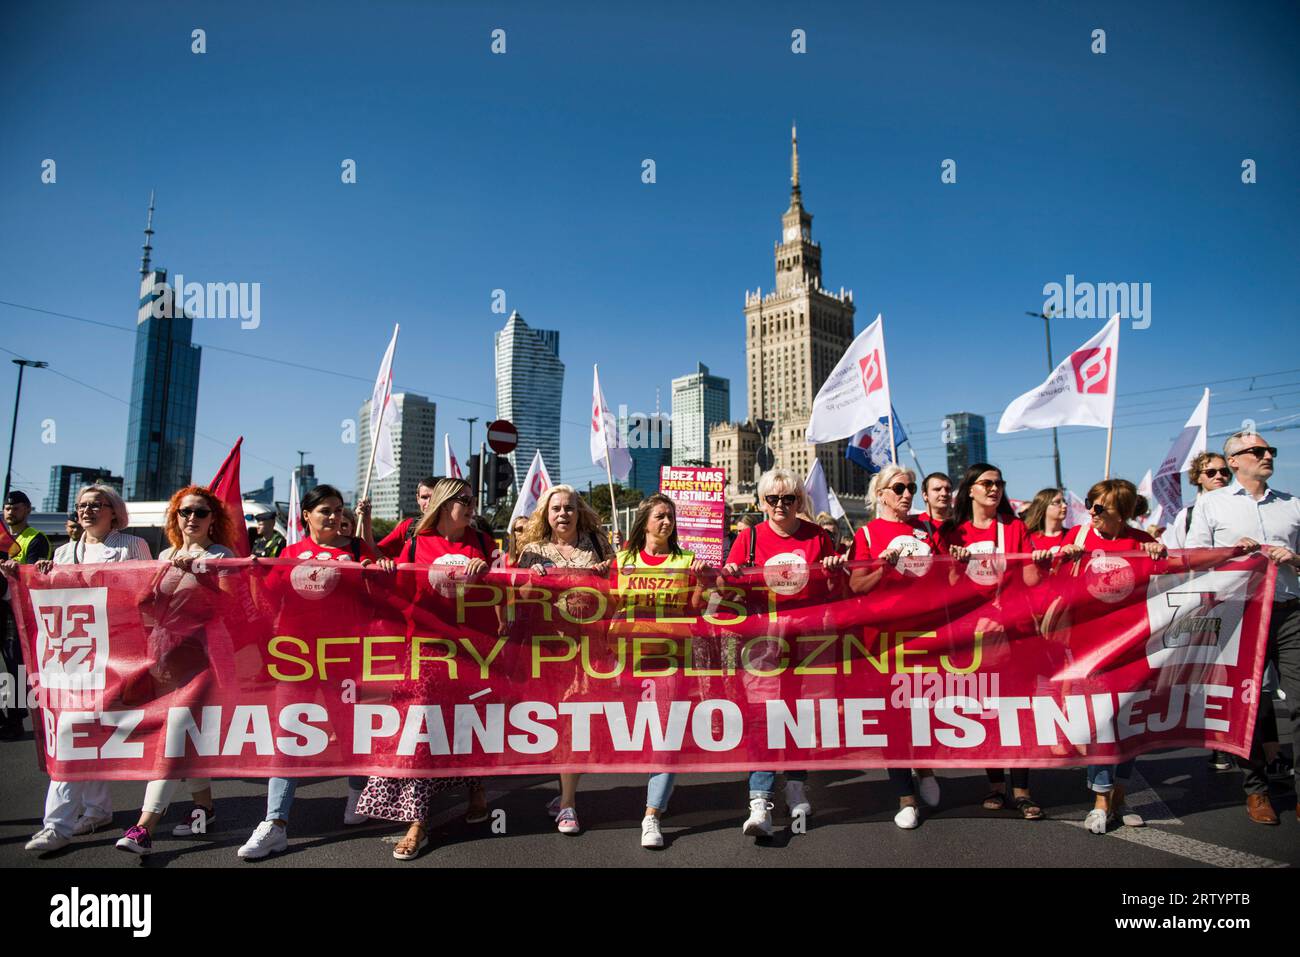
1014;795;1044;820
393;825;428;860
981;790;1008;811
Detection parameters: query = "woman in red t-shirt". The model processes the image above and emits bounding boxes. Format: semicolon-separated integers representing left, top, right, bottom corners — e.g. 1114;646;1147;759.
1062;479;1167;835
361;475;439;560
938;463;1046;820
1021;487;1085;629
720;468;845;838
848;465;942;829
357;476;491;860
237;484;389;861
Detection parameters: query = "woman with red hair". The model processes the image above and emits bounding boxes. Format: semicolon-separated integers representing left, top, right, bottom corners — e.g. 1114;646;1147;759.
115;485;238;855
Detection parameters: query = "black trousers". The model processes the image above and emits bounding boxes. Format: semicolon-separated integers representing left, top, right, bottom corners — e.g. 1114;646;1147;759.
0;600;25;725
1240;598;1300;795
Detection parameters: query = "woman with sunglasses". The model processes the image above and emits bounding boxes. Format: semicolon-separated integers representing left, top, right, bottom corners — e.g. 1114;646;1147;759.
23;485;152;856
516;485;615;834
355;477;490;860
848;465;943;828
1161;453;1231;550
939;463;1046;819
720;468;845;837
608;493;715;848
1062;479;1167;833
237;484;391;860
115;486;237;855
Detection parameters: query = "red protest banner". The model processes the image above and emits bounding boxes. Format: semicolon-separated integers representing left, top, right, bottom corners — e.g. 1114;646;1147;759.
7;549;1272;781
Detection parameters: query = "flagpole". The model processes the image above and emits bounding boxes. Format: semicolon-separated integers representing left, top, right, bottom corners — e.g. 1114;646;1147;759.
360;323;399;502
1104;313;1119;480
878;315;897;463
594;364;621;542
1104;421;1114;480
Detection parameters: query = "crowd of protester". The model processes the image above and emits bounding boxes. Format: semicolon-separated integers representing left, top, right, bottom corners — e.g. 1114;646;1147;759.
1;427;1296;860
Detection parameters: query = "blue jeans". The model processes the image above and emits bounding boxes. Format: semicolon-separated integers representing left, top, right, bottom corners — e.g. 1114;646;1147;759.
748;770;807;798
647;773;675;811
1086;762;1133;794
266;776;369;822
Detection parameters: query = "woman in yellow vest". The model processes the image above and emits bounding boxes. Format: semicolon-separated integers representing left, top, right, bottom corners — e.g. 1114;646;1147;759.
611;493;715;849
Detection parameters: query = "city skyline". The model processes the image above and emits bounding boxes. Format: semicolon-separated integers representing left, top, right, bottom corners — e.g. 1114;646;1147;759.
2;2;1298;511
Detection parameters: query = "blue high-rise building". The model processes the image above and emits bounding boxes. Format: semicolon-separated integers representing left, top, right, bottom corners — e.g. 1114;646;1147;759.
944;411;988;481
124;194;202;501
494;311;563;490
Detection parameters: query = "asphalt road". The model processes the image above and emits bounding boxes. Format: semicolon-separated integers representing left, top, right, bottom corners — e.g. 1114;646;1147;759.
1;724;1295;869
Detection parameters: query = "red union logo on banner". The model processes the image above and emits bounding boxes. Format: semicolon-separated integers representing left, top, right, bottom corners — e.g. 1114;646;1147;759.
1071;346;1112;394
858;350;884;395
30;587;110;690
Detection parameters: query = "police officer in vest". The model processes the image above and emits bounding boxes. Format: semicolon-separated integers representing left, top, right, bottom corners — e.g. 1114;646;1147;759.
250;508;286;558
0;491;51;739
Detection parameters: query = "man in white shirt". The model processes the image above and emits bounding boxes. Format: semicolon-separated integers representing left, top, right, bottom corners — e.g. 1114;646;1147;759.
1186;431;1300;825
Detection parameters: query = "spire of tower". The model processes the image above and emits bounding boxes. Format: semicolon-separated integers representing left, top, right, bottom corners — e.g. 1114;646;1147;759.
791;122;800;199
140;190;156;277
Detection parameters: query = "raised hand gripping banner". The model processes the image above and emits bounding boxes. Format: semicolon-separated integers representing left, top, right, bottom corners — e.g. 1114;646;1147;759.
7;549;1274;781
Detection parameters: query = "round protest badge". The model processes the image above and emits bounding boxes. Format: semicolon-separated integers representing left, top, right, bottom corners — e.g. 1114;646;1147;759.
763;552;810;595
428;553;470;597
888;535;933;577
1084;553;1135;603
290;562;341;600
963;540;1005;587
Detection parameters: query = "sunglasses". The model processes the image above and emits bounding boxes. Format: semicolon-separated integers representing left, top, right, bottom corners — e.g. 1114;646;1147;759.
765;494;799;508
1084;501;1114;516
177;507;212;520
1232;446;1277;459
1200;468;1232;480
972;479;1006;491
888;482;918;496
451;494;476;507
76;502;108;512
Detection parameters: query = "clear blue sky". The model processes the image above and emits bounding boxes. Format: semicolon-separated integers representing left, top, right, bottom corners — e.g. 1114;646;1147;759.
2;0;1298;508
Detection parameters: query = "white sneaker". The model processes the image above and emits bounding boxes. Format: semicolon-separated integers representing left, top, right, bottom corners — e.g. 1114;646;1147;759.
343;787;367;825
545;794;562;818
784;780;812;818
25;828;70;854
894;805;920;829
555;807;580;835
640;814;664;848
917;775;941;808
71;812;113;836
1084;808;1108;834
742;797;774;837
238;821;288;860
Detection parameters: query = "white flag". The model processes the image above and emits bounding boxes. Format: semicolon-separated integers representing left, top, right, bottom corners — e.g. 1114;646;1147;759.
803;458;844;520
807;314;892;444
365;325;400;484
287;471;303;546
1151;388;1209;521
998;315;1120;433
1136;469;1164;527
591;365;632;482
444;434;463;480
510;449;553;525
1063;488;1091;529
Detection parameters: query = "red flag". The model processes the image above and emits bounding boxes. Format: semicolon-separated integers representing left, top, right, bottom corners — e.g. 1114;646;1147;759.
0;513;15;557
209;437;251;557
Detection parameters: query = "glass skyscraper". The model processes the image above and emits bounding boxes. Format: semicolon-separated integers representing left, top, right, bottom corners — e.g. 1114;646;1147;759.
124;196;201;501
494;311;563;490
671;363;730;467
944;411;989;481
354;393;437;521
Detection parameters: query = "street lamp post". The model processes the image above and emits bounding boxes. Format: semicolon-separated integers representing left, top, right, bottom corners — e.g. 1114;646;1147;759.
4;359;49;501
1025;310;1064;489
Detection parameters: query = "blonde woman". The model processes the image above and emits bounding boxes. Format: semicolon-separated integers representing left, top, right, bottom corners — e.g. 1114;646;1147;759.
24;485;151;856
515;485;614;834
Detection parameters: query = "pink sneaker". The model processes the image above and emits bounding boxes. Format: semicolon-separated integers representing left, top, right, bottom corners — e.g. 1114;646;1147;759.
556;807;580;835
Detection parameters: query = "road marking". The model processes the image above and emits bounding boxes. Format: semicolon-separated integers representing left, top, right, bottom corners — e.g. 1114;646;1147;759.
1058;819;1289;868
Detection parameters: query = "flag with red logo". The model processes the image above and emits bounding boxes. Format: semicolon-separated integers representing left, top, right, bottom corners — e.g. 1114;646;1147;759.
286;470;303;546
590;365;632;482
807;314;892;443
1152;388;1210;520
998;315;1120;433
444;434;463;480
510;449;553;525
208;437;251;557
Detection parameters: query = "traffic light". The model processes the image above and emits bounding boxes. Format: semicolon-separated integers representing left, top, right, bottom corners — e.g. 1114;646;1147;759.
487;454;514;506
